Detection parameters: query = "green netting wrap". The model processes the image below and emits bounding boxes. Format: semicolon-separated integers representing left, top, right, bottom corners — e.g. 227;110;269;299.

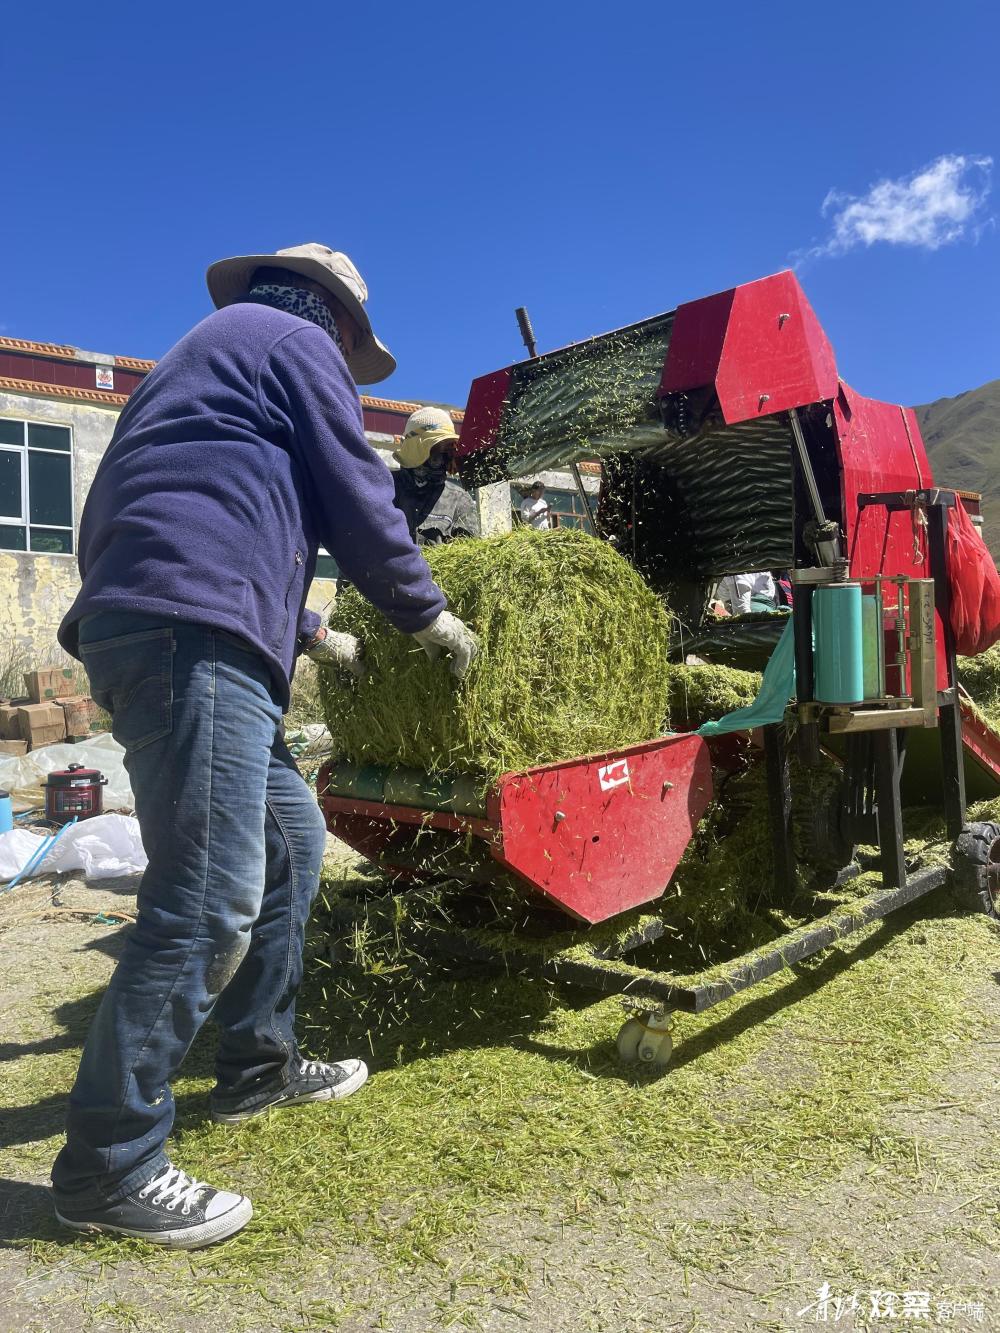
496;316;674;476
320;528;672;782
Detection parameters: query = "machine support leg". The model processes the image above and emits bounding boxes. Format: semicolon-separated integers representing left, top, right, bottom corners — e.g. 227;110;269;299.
844;733;877;847
874;729;907;890
939;697;967;839
926;501;966;837
764;724;796;899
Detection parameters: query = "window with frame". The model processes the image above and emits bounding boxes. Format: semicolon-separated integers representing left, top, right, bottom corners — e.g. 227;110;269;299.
0;418;75;554
511;483;596;534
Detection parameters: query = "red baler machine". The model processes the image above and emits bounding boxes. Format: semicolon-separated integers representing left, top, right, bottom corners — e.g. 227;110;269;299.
320;271;1000;1063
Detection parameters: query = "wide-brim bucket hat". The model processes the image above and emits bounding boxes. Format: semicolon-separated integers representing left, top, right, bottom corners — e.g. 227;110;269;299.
206;242;396;385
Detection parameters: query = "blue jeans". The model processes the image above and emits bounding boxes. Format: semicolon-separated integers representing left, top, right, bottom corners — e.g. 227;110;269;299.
51;613;329;1204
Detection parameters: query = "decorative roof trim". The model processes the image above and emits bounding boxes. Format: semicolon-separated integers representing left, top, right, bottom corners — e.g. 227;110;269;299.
360;394;463;421
0;335;156;370
0;376;130;408
115;354;157;371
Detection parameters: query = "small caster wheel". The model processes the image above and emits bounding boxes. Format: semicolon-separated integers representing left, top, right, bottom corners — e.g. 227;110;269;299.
616;1012;674;1068
616;1017;646;1062
637;1030;674;1067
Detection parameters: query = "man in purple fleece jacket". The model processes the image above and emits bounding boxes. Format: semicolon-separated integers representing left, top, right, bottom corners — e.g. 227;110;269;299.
50;244;478;1249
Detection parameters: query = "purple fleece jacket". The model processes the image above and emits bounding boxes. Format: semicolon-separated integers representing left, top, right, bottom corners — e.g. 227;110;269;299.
58;303;446;705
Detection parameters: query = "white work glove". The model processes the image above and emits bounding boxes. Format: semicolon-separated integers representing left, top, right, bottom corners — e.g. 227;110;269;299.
306;628;365;678
412;611;479;682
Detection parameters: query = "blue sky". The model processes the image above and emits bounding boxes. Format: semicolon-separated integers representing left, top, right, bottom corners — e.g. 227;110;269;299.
2;1;997;410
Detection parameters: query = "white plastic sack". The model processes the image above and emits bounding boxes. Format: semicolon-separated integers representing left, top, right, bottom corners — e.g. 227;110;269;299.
0;734;134;811
0;813;146;884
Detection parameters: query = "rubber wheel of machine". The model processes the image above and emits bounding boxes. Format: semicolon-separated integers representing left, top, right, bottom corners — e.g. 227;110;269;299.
616;1017;674;1068
616;1017;646;1063
793;778;856;882
951;821;1000;920
637;1031;674;1068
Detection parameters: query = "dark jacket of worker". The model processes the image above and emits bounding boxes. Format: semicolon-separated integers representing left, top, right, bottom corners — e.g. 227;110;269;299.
392;467;480;545
58;303;446;706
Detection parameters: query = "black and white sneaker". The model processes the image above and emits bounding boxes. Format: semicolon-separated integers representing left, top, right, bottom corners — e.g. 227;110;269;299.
53;1163;252;1249
210;1056;369;1125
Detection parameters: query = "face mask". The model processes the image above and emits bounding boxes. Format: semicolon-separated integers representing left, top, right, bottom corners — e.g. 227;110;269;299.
247;283;346;356
409;458;449;488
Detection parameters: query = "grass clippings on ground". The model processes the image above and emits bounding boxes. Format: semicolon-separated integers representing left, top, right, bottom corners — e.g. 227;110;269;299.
2;852;998;1331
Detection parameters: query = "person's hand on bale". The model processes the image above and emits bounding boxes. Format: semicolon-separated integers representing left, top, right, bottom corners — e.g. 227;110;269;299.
305;627;366;678
412;611;479;681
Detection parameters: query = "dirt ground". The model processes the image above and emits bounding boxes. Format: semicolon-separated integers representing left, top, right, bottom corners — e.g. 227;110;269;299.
1;866;998;1333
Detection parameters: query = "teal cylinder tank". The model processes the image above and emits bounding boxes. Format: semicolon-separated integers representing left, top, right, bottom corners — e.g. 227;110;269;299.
813;583;864;704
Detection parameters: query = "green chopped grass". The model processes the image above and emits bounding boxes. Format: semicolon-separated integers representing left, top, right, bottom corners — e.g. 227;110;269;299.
6;832;998;1325
666;662;762;731
959;643;1000;728
321;527;672;781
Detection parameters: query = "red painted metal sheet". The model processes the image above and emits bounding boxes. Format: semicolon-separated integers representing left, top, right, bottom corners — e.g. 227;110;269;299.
838;383;934;576
489;734;713;924
715;273;838;422
456;367;512;459
835;383;947;687
659;288;734;394
959;700;1000;791
662;271;837;423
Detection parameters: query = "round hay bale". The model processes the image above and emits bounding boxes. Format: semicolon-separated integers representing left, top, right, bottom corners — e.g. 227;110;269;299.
320;527;671;781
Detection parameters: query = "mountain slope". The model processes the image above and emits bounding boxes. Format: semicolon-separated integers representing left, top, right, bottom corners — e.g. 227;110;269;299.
915;379;1000;561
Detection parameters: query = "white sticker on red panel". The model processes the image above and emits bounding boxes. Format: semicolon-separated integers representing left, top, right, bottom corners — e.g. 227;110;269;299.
598;759;630;792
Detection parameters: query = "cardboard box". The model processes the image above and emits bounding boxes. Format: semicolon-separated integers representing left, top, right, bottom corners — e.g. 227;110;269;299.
23;667;77;704
15;702;66;750
59;695;97;740
0;739;28;756
0;704;23;740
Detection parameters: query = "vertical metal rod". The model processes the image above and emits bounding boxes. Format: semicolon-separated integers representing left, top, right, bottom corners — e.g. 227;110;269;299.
788;408;828;527
569;463;598;533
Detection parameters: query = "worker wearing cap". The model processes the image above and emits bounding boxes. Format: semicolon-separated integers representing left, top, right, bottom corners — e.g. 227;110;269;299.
392;407;480;545
50;243;478;1250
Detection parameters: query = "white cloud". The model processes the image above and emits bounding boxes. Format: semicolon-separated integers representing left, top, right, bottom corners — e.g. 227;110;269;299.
801;154;993;261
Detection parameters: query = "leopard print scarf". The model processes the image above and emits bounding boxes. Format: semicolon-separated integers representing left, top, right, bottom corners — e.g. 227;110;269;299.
247;283;346;356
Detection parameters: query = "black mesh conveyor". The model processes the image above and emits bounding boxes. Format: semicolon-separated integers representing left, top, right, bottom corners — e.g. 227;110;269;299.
484;311;794;584
639;415;795;579
496;314;675;475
